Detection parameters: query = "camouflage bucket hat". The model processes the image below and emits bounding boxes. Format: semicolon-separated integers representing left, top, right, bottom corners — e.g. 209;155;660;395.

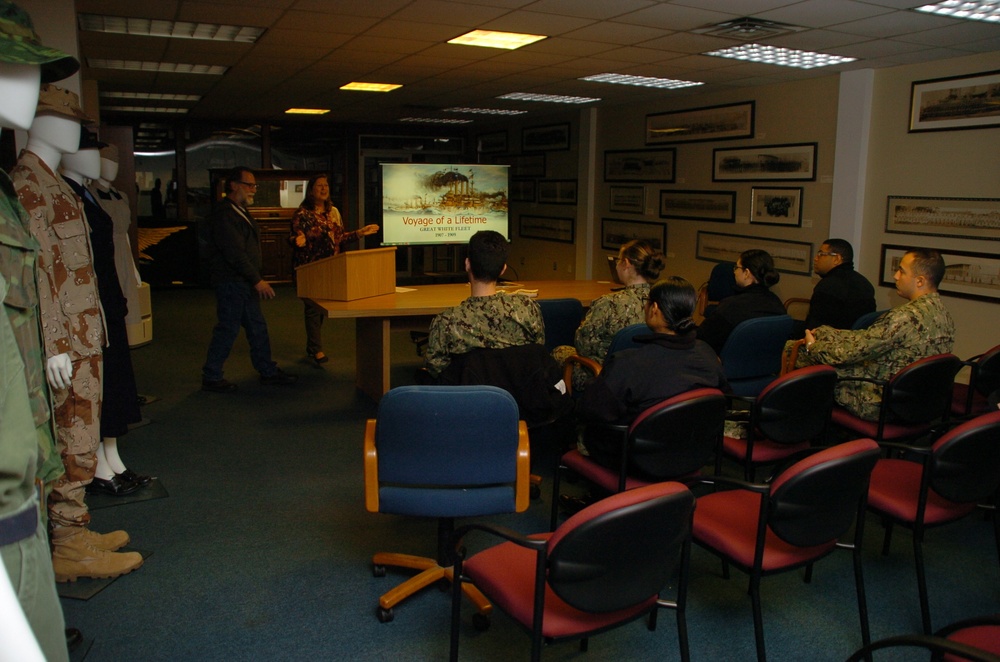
0;0;79;83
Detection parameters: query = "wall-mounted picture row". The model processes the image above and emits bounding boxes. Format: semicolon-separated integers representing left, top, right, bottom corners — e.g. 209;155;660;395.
477;131;508;154
712;143;817;182
604;148;676;183
696;230;813;276
492;153;545;178
659;190;736;223
519;214;574;244
645;101;755;145
909;68;1000;133
885;195;1000;241
601;218;666;252
879;244;1000;303
522;123;571;151
609;185;645;214
537;179;577;205
750;187;804;227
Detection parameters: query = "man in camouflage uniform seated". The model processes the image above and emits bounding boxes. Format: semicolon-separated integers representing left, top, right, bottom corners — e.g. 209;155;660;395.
788;248;954;421
424;230;544;377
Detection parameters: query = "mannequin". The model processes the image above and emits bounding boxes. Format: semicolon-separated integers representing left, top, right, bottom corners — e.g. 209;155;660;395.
11;84;143;582
63;133;149;496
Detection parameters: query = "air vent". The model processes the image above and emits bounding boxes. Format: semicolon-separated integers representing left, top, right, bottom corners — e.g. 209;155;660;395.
693;17;807;40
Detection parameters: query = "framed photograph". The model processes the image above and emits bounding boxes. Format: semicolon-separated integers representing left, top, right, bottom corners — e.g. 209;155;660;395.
909;69;1000;133
519;214;574;244
493;153;546;178
537;179;577;205
522;123;570;151
885;195;1000;241
604;148;676;183
712;143;817;182
879;244;1000;303
609;185;645;214
646;101;755;145
601;218;666;252
659;189;736;223
696;231;813;276
477;131;508;154
750;187;804;227
509;179;536;203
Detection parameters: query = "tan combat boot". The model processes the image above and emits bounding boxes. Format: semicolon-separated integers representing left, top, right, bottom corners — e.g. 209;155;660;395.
51;528;143;582
79;527;130;551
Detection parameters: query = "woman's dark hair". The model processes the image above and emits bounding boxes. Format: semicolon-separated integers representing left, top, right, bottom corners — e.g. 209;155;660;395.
649;276;697;334
619;239;666;282
740;249;780;288
301;174;333;214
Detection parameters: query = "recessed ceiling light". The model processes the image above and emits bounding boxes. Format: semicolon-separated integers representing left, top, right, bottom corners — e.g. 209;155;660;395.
79;14;264;42
448;30;546;50
88;59;227;74
703;44;856;69
285;108;330;115
399;117;472;124
102;106;189;114
340;82;402;92
100;91;200;101
580;73;704;90
497;92;600;104
444;107;528;116
915;1;1000;22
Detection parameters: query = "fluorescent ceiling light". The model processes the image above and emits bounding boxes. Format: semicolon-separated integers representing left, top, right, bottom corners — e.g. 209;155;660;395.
88;59;227;74
100;91;200;101
285;108;330;115
79;13;264;42
340;82;402;92
399;117;472;124
580;73;704;90
444;107;527;116
102;106;189;114
497;92;600;104
915;1;1000;22
703;44;856;69
448;30;546;50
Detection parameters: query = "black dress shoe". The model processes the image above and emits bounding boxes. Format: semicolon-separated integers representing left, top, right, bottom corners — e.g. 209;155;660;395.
86;475;141;497
118;469;153;487
66;627;83;652
202;378;237;392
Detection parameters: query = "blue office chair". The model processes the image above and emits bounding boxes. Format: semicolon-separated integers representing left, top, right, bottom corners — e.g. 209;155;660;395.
538;298;584;351
851;309;888;330
365;385;530;623
562;323;650;394
697;261;737;319
719;315;795;397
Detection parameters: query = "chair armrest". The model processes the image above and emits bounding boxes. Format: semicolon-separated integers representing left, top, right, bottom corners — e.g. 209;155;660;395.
695;474;769;494
563;354;601;395
449;521;548;561
363;419;379;512
835;375;885;387
516;421;531;513
935;614;1000;638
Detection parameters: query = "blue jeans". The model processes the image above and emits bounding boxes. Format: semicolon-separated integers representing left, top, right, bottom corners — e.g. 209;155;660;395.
202;281;277;381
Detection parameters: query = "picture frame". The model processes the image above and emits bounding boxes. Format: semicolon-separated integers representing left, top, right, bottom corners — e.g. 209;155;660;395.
522;123;570;151
609;185;646;214
646;101;755;145
879;244;1000;303
601;218;666;252
604;148;676;183
750;187;804;227
536;179;577;205
477;131;508;154
659;189;736;223
519;214;574;244
909;69;1000;133
695;231;813;276
493;153;546;178
712;143;817;182
509;179;536;203
885;195;1000;241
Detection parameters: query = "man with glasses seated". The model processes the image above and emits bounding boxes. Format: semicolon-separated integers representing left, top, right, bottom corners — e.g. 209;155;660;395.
201;166;296;392
801;238;875;334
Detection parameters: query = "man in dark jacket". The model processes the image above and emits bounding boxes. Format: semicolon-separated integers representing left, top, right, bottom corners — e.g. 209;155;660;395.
201;167;296;391
803;238;876;332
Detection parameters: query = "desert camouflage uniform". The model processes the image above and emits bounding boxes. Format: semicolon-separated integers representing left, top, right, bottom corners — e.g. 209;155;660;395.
789;291;954;421
425;292;545;376
11;150;105;531
0;170;61;485
552;282;648;390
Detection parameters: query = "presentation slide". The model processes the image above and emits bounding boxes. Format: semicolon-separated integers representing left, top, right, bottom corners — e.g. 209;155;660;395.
381;163;509;245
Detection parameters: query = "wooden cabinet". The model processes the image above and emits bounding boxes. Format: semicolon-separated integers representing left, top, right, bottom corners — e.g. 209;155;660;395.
257;214;294;283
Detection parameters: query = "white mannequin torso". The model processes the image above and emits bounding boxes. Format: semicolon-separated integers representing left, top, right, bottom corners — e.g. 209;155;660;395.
0;62;41;131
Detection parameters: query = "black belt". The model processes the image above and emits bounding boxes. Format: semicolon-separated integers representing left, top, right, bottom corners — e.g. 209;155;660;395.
0;498;39;546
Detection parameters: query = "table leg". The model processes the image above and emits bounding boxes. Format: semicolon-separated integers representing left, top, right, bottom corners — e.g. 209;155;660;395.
356;317;391;400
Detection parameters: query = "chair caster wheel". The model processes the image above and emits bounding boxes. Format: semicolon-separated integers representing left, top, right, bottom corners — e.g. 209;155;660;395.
372;564;386;578
472;612;491;631
530;484;541;500
377;606;394;623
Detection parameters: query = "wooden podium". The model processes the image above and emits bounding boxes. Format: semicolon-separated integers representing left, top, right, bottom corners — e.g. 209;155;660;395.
295;247;397;301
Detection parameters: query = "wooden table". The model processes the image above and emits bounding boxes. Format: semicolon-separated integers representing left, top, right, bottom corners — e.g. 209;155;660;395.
309;280;617;399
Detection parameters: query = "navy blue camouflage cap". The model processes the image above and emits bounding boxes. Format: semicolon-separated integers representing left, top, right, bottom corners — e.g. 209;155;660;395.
0;0;79;83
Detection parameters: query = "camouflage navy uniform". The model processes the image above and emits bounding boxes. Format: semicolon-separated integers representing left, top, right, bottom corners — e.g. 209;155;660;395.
12;150;105;532
789;291;954;421
425;292;545;376
552;282;649;389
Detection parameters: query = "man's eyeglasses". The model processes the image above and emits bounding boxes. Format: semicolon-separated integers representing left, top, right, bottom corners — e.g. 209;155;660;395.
816;251;839;258
733;264;747;272
237;181;258;190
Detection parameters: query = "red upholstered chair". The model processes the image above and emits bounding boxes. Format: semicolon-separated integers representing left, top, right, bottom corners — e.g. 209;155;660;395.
449;482;695;662
692;439;881;662
831;353;962;444
952;344;1000;418
723;365;838;481
865;410;1000;634
550;388;726;529
938;614;1000;661
844;614;1000;662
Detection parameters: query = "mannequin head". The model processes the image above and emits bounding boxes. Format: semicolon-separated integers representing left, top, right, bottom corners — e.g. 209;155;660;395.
28;113;80;154
25;85;92;169
99;143;119;182
0;61;40;130
61;128;105;182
